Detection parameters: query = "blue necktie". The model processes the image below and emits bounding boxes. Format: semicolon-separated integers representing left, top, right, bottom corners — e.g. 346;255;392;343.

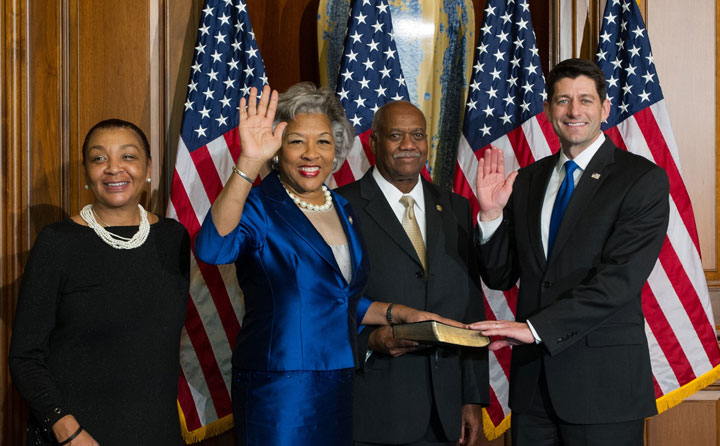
548;160;579;257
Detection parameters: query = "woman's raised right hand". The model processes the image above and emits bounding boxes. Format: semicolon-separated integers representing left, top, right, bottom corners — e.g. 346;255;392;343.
237;85;288;164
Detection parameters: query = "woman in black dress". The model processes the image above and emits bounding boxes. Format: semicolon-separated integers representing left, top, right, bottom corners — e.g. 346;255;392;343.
9;119;190;445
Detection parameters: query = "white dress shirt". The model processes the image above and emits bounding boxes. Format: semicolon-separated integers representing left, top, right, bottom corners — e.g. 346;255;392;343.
372;167;426;244
538;134;605;255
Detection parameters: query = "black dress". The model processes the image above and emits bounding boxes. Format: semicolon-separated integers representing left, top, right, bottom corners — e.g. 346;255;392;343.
9;217;190;446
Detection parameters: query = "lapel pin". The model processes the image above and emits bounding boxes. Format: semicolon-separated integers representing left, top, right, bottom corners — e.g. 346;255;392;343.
436;204;443;212
348;216;353;224
591;173;601;180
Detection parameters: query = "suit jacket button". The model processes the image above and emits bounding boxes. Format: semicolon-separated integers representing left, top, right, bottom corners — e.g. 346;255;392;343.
336;297;346;305
416;270;424;278
543;281;552;288
556;338;563;344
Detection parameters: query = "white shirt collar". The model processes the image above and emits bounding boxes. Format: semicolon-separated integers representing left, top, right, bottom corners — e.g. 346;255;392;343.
556;133;606;173
372;167;425;213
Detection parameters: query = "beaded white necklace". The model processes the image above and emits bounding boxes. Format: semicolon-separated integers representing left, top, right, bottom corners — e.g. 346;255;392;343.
79;204;150;249
281;184;333;212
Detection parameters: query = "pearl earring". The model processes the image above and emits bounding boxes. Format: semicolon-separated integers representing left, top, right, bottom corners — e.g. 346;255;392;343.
84;184;89;190
272;155;279;164
146;177;151;183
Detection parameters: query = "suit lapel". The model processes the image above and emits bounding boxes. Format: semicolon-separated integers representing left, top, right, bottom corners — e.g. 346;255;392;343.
358;171;424;269
333;192;363;285
527;155;557;267
262;172;342;277
548;139;615;262
423;179;444;272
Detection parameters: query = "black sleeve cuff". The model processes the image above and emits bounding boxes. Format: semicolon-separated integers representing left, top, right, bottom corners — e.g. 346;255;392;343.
41;406;66;431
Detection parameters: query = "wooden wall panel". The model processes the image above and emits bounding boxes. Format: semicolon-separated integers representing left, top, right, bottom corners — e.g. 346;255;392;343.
69;0;157;213
27;0;68;232
245;0;321;92
165;1;201;192
2;0;30;443
716;0;720;283
648;0;717;275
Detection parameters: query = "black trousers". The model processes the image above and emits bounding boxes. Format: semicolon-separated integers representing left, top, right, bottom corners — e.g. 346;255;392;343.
511;371;644;446
354;388;453;446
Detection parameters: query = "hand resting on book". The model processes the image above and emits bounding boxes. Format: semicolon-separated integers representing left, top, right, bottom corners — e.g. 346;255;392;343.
368;306;466;357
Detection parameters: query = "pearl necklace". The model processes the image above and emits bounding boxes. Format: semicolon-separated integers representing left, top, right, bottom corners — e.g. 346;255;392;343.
79;204;150;249
281;184;333;212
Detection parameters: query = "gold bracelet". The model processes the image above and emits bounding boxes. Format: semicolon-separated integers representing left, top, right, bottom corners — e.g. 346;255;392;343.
231;166;254;184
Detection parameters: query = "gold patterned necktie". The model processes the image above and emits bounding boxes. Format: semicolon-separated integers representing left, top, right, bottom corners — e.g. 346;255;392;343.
400;195;426;271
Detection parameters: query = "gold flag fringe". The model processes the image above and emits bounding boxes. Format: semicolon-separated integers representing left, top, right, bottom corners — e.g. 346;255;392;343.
654;363;720;414
178;401;234;444
479;363;720;441
482;407;510;442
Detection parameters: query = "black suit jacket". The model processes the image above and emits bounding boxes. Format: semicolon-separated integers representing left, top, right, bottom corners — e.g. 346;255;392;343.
337;170;488;444
477;138;669;424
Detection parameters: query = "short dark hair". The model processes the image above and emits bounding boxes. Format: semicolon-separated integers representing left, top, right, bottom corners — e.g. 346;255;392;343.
81;119;150;165
370;100;426;135
545;58;607;102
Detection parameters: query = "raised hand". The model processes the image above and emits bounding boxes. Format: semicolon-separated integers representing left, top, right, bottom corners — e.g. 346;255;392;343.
237;85;288;164
210;85;288;236
475;146;518;221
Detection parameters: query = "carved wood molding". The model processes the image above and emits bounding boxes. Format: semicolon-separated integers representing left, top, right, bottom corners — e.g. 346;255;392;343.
1;1;29;443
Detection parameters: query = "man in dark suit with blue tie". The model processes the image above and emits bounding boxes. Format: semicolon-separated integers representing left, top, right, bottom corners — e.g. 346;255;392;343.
337;101;488;445
470;58;670;445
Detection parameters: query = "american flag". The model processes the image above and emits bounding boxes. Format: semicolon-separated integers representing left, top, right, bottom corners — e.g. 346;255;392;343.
330;0;411;188
167;0;266;441
597;0;720;414
453;0;557;438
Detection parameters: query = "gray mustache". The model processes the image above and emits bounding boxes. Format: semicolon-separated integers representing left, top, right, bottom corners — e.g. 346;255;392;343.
393;151;421;159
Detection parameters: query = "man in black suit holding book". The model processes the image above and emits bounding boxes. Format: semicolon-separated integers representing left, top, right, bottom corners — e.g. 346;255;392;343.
336;101;488;446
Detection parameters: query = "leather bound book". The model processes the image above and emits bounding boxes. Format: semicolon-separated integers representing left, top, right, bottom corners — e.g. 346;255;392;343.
392;321;490;348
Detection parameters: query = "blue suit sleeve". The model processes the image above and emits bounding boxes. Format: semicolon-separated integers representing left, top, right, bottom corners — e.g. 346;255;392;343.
195;193;267;265
356;296;373;331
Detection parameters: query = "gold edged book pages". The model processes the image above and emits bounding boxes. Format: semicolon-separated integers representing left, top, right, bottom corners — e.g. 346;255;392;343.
392;321;490;348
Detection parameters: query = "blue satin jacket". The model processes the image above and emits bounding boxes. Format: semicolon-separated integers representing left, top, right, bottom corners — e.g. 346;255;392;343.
195;171;371;372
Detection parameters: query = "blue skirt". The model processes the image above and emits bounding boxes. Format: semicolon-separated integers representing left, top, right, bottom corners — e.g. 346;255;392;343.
232;368;354;446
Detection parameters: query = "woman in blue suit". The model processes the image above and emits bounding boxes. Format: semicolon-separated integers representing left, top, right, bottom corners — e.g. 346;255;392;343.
195;84;455;446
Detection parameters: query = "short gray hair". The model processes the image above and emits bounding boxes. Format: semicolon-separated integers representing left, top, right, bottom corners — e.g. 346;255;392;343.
274;82;355;171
